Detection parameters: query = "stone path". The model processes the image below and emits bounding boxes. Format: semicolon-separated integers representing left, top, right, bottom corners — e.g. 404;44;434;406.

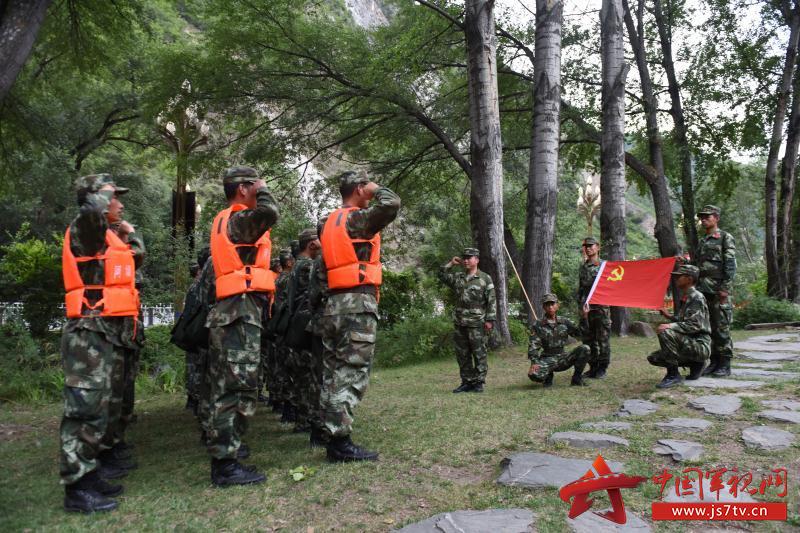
567;509;651;532
742;426;796;451
616;399;658;417
496;453;624;489
733;362;782;369
683;377;765;389
579;421;631;432
549;431;629;449
688;394;741;416
396;509;535;532
730;368;800;380
655;418;711;433
738;351;800;361
652;439;704;461
757;409;800;424
762;399;800;410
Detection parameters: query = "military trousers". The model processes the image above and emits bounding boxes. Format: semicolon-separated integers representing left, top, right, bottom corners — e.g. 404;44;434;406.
59;327;121;485
453;325;488;385
319;312;377;438
104;346;139;449
647;328;711;367
582;307;611;369
286;345;315;426
528;345;590;382
702;291;734;360
206;319;261;460
309;334;324;431
195;347;211;436
186;349;201;402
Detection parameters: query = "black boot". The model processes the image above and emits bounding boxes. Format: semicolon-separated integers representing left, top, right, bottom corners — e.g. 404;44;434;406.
582;366;597;379
468;382;484;393
271;400;283;414
97;461;128;480
686;361;706;380
711;357;731;377
326;435;379;463
99;449;137;471
571;367;588;386
656;365;683;389
280;403;297;424
211;458;266;487
702;355;720;376
64;471;118;513
107;442;133;461
543;373;554;388
594;363;608;379
452;382;472;393
92;476;124;497
237;443;250;460
310;427;329;448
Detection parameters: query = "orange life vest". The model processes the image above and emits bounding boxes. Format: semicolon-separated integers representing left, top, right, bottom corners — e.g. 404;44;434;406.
210;204;274;300
62;228;139;318
321;207;382;289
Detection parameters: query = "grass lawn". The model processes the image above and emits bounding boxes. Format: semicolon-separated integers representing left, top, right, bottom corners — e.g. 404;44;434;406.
1;329;798;531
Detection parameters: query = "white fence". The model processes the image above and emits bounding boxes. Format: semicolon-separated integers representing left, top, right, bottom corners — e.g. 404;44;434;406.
0;302;176;329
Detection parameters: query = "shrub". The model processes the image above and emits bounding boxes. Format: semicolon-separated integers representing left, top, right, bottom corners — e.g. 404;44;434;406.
375;314;454;367
733;297;800;328
507;317;531;345
138;325;186;391
378;270;434;328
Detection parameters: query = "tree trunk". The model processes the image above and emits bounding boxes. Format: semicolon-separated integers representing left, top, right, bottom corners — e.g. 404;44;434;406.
779;53;800;297
600;0;629;335
792;190;800;302
523;0;563;324
0;0;52;103
465;0;511;344
769;4;800;298
652;0;697;255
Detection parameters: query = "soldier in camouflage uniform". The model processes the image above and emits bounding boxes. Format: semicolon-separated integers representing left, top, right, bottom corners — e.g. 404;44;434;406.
692;205;736;377
205;166;279;486
317;171;400;462
577;236;611;378
183;248;210;414
648;264;712;388
59;174;143;513
438;248;496;393
307;254;328;447
527;293;590;388
272;250;296;422
261;258;282;407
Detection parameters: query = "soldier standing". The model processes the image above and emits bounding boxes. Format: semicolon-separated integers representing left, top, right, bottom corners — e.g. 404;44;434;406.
59;174;142;512
205;166;278;486
272;250;296;423
693;205;736;377
527;294;590;388
438;248;496;393
648;265;711;388
577;237;611;378
307;254;328;447
261;258;282;406
317;171;400;462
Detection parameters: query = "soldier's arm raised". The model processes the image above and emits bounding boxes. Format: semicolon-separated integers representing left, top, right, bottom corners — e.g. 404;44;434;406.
229;185;280;243
73;188;113;256
347;185;401;238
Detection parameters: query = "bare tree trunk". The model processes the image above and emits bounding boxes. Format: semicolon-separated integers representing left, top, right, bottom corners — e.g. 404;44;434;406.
768;3;800;298
792;193;800;302
0;0;52;103
600;0;629;335
779;54;800;297
652;0;697;255
465;0;511;344
523;0;563;324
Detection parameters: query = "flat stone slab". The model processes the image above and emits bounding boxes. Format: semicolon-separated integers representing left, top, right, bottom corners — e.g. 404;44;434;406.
662;477;755;503
734;362;783;369
762;399;800;411
396;509;535;533
746;333;799;342
688;394;741;416
731;368;800;380
656;418;712;433
580;421;632;432
652;439;703;461
567;509;651;532
616;399;659;417
549;431;629;449
742;426;796;451
757;409;800;424
497;453;624;489
739;351;800;361
683;377;765;389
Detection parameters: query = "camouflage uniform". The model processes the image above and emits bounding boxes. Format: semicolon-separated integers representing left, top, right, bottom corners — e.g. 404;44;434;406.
194;260;216;438
269;267;293;409
182;273;206;410
205;182;279;460
317;186;400;438
692;205;736;366
648;284;711;367
527;296;589;384
438;251;496;387
307;256;327;436
577;239;611;374
59;176;143;485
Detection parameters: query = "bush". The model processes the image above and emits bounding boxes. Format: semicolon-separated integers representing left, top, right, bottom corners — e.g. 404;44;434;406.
0;322;63;403
378;270;434;328
733;297;800;328
507;317;531;345
375;314;454;367
138;325;186;392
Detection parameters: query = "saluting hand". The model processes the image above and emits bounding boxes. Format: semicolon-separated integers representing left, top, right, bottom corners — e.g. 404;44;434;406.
449;256;462;266
528;363;540;376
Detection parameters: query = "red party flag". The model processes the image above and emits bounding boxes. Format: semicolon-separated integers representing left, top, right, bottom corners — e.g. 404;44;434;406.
586;258;675;309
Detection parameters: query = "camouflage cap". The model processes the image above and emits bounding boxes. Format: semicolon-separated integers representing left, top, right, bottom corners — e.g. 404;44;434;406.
75;174;129;204
697;204;721;217
582;236;599;246
278;248;293;261
270;257;281;271
222;166;258;185
671;264;700;279
542;293;559;304
461;247;479;258
337;170;369;189
298;228;318;242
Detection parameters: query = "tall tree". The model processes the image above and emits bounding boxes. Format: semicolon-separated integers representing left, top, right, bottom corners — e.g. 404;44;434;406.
523;0;563;321
0;0;52;103
779;55;800;299
600;0;629;335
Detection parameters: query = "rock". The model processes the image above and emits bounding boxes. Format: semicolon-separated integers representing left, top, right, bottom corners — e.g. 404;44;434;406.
662;477;755;503
733;362;783;369
549;431;629;449
396;509;535;533
739;351;800;361
688;395;741;416
580;421;632;432
497;452;624;489
567;509;651;532
683;377;765;389
757;410;800;424
761;399;800;411
655;418;712;433
616;399;659;417
742;426;796;451
628;321;656;338
730;368;800;380
652;439;703;461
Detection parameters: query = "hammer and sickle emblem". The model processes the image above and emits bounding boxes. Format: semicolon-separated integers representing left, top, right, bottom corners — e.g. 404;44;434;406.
607;265;624;282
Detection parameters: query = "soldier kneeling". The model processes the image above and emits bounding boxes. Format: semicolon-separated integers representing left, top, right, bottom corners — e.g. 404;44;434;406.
648;264;711;389
527;294;590;388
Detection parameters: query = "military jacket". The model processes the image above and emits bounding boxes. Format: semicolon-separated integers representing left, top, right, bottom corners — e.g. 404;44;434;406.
665;287;711;339
438;265;497;327
528;317;583;361
577;259;608;310
693;230;736;294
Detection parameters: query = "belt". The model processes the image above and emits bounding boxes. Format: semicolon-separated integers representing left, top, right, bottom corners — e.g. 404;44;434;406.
329;285;377;297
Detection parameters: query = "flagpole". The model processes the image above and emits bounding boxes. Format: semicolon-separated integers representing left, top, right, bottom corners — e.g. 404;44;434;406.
502;241;538;321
